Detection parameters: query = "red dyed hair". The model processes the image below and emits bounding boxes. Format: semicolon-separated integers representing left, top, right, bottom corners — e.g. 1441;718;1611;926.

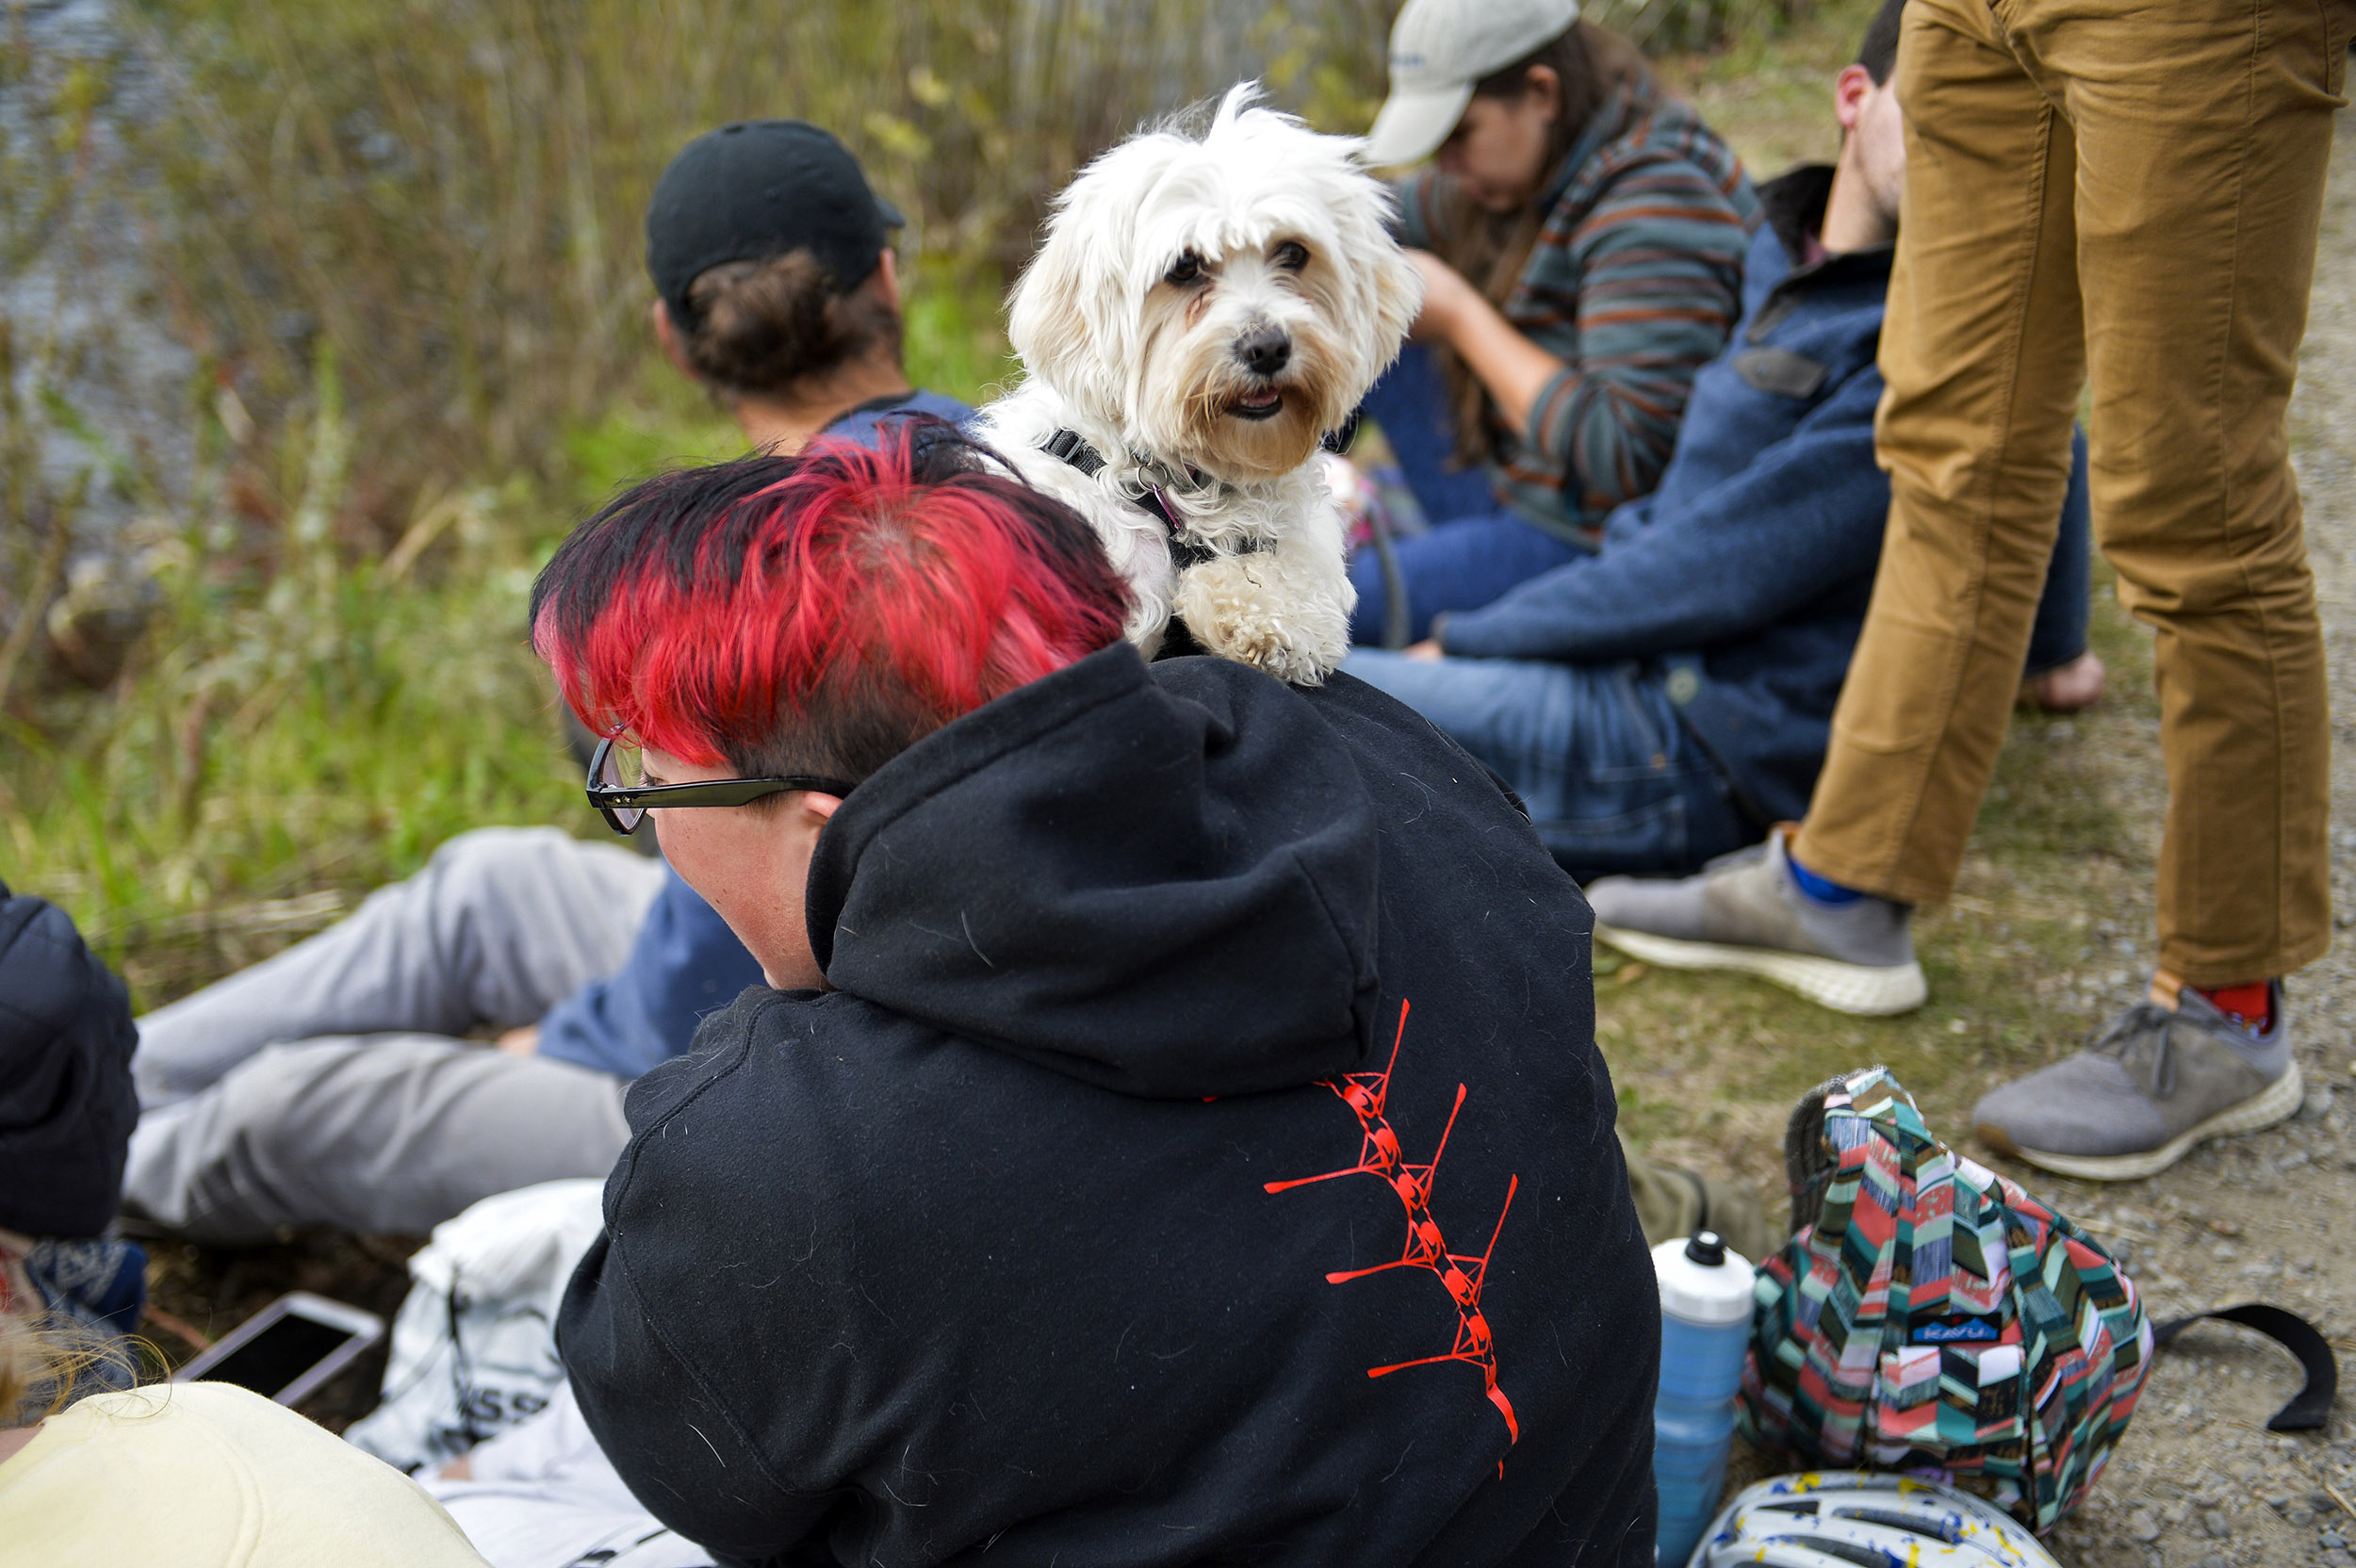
531;423;1131;782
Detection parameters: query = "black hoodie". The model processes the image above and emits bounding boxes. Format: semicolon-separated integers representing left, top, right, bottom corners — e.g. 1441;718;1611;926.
558;645;1659;1568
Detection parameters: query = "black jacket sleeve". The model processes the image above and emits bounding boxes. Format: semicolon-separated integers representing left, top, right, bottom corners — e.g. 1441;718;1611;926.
560;1186;839;1566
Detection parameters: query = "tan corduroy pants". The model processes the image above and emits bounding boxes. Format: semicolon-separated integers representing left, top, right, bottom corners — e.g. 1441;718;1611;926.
1793;0;2348;987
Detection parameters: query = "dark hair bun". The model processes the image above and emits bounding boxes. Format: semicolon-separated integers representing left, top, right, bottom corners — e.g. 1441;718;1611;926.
679;251;901;398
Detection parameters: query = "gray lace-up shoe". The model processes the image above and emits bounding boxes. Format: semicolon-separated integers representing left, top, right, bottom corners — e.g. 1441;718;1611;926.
1972;983;2301;1181
1585;830;1925;1015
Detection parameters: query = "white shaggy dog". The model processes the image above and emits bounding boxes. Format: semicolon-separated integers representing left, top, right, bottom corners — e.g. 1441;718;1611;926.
975;85;1422;685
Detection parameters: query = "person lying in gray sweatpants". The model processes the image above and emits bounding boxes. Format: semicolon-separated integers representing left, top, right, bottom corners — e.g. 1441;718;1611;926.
127;827;698;1240
128;116;986;1241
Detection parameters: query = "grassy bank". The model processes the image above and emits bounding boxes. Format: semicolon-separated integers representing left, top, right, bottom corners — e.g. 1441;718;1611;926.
0;302;1004;1004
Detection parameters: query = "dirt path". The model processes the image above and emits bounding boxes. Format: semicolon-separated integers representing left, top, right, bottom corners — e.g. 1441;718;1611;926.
2032;106;2356;1568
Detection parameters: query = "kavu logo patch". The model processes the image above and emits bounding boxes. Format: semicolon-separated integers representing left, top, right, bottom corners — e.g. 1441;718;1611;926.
1912;1315;2003;1345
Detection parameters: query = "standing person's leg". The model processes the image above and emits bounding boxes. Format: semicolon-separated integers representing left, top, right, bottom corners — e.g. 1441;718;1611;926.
1790;0;2086;903
123;1037;633;1241
1341;651;1754;879
1581;0;2082;1016
1967;0;2345;1177
135;827;664;1107
2037;0;2339;989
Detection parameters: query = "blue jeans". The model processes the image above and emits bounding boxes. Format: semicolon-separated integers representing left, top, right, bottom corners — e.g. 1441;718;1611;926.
1345;650;1754;881
1351;346;1584;646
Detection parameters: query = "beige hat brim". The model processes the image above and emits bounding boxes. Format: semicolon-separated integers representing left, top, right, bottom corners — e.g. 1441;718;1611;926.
1363;81;1475;169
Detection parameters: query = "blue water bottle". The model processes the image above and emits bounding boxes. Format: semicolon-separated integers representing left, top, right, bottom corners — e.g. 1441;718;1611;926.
1651;1231;1755;1566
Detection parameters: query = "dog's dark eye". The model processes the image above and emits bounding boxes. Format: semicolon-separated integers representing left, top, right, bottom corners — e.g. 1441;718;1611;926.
1165;251;1203;286
1273;241;1310;272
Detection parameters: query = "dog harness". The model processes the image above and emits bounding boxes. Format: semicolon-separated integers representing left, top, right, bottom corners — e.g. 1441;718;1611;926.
1039;413;1360;569
1039;429;1241;570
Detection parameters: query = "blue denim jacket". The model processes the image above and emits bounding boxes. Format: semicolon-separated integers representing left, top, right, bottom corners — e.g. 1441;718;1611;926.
536;388;974;1080
1433;167;2089;826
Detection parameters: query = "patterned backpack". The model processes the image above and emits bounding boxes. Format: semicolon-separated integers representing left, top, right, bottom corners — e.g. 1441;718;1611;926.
1741;1066;2151;1530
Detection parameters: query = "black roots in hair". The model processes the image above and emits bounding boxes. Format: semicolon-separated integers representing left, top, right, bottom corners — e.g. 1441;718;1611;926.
529;419;1126;782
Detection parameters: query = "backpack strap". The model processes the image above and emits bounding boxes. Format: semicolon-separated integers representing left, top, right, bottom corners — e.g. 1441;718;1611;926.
2154;1301;2338;1430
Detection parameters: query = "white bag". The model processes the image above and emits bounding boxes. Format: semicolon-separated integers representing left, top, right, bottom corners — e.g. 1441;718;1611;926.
344;1178;607;1473
418;1381;716;1568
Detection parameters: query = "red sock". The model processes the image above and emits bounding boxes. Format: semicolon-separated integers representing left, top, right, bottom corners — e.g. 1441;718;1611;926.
2194;980;2273;1033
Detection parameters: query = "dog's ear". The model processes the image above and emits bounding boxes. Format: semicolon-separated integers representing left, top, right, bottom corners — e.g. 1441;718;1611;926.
1006;164;1141;430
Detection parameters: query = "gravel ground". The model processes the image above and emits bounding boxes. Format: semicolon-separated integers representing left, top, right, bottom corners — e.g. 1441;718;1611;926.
2024;105;2356;1568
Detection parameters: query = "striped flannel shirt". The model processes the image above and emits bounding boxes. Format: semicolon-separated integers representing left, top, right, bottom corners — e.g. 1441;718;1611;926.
1397;76;1759;545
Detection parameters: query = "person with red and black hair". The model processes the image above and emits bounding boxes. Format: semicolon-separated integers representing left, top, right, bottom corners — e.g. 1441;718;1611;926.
544;425;1659;1567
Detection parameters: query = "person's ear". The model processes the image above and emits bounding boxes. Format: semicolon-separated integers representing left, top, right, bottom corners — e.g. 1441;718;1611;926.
869;248;902;314
651;299;699;384
1832;63;1874;138
1523;63;1562;123
805;792;843;827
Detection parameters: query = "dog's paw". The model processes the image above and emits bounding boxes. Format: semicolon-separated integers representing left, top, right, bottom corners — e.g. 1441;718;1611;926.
1172;556;1350;686
1239;634;1343;687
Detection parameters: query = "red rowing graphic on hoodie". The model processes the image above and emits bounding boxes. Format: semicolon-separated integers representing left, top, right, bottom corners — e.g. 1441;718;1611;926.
1265;999;1521;1457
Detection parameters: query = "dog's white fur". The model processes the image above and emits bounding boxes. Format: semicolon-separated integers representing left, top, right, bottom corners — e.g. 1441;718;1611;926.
974;84;1422;685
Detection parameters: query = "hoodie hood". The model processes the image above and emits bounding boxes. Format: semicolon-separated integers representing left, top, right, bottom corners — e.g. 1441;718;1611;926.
805;644;1382;1098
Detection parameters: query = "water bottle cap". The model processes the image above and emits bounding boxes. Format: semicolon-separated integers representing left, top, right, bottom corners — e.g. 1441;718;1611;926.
1652;1233;1755;1325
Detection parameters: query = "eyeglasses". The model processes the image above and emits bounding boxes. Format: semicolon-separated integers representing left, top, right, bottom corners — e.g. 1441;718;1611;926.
585;736;859;836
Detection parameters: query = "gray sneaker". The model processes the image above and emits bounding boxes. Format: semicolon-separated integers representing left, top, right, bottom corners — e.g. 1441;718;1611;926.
1585;830;1926;1015
1972;984;2302;1181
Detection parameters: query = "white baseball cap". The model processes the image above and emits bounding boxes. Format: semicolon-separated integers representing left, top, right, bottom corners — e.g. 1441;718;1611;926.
1364;0;1582;168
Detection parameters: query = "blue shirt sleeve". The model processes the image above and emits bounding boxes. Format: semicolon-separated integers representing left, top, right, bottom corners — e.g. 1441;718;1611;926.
1435;367;1891;662
534;865;768;1081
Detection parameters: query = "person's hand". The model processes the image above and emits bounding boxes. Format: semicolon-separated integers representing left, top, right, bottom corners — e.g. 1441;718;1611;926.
496;1024;540;1056
1405;249;1479;346
1404;639;1444;662
2018;650;2106;713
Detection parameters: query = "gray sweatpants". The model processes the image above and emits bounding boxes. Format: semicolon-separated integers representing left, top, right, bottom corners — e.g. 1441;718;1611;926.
126;827;666;1242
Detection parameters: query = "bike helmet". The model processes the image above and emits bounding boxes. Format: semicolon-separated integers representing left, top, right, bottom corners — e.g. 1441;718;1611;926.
1687;1471;2061;1568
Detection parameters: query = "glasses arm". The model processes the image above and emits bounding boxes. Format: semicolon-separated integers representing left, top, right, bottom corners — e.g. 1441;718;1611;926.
584;741;858;811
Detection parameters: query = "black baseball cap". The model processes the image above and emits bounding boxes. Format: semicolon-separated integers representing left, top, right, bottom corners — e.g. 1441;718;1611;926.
646;120;906;323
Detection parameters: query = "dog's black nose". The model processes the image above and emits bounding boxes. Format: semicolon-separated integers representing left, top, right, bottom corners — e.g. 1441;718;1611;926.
1235;326;1291;377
